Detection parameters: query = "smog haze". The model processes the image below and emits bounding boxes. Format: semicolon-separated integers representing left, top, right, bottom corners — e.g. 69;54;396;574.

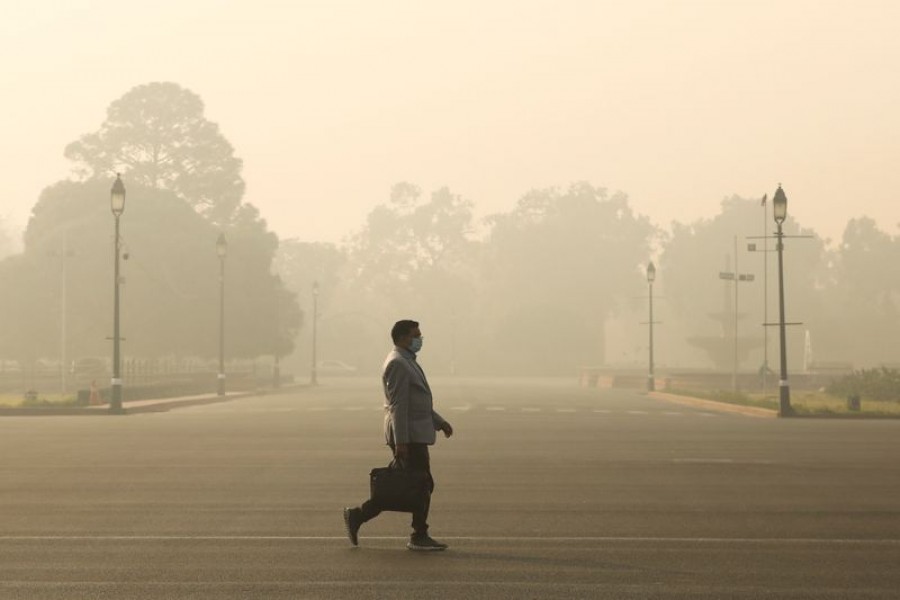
2;0;899;244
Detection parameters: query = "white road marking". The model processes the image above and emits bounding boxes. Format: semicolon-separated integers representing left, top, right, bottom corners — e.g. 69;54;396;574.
205;406;751;418
671;458;776;465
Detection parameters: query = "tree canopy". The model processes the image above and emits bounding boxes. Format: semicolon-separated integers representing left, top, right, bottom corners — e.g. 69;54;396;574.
64;82;245;224
0;178;299;365
7;78;900;378
331;184;481;373
818;217;900;366
0;82;306;391
659;195;829;371
482;182;656;372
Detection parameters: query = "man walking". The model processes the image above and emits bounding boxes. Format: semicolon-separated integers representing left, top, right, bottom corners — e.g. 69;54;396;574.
343;319;454;551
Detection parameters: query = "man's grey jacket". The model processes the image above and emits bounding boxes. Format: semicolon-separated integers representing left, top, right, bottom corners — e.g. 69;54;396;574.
382;346;447;446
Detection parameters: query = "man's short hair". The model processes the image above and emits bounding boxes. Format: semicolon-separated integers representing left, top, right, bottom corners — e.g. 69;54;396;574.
391;320;419;343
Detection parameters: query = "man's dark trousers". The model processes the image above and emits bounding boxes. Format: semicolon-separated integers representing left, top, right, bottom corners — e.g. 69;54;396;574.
358;443;434;535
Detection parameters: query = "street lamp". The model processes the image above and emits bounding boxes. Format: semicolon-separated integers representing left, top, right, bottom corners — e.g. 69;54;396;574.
109;174;126;414
760;193;770;397
273;281;281;390
646;261;656;392
773;185;792;416
311;281;319;385
216;233;227;396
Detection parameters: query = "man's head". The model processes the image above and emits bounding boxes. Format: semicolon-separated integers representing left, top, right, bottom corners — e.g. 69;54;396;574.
391;319;422;351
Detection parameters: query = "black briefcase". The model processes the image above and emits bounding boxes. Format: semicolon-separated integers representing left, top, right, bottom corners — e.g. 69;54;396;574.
369;459;429;513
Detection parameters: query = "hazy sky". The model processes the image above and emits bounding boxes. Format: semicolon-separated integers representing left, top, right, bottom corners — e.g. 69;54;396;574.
2;0;898;246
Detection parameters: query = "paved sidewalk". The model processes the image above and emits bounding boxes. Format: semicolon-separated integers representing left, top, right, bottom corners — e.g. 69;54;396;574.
648;391;778;418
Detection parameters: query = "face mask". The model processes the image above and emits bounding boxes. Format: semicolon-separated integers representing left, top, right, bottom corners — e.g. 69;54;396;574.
409;337;423;354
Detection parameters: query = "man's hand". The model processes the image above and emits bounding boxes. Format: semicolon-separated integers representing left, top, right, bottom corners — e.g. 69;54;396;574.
440;422;454;438
394;443;410;460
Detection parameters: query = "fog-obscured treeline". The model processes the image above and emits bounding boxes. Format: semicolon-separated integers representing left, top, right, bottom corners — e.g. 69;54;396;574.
283;186;899;377
1;82;898;378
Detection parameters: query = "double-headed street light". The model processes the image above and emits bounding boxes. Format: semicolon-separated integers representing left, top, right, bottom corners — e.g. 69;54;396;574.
646;261;656;392
216;233;227;396
109;174;126;414
773;185;792;416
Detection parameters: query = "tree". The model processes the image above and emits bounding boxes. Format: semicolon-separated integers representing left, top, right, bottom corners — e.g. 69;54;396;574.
0;179;211;362
659;195;830;371
340;183;481;373
348;183;476;299
820;218;900;366
276;240;347;297
64;82;245;224
219;203;302;359
0;216;18;260
0;179;299;366
275;240;346;372
482;182;656;374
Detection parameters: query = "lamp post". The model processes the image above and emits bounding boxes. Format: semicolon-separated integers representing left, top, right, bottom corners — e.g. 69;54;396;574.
58;230;72;398
761;194;770;396
109;174;126;414
216;233;227;396
646;261;656;391
311;281;319;385
773;185;792;416
273;283;281;390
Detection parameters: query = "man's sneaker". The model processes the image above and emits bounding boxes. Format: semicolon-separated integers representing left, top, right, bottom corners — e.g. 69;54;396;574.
407;534;448;551
342;507;361;546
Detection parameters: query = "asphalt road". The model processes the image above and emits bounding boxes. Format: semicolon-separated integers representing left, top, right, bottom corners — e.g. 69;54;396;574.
0;377;898;599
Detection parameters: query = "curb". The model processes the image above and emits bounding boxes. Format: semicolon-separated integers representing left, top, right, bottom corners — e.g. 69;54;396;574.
648;391;779;418
0;406;108;416
123;391;255;414
0;390;261;416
